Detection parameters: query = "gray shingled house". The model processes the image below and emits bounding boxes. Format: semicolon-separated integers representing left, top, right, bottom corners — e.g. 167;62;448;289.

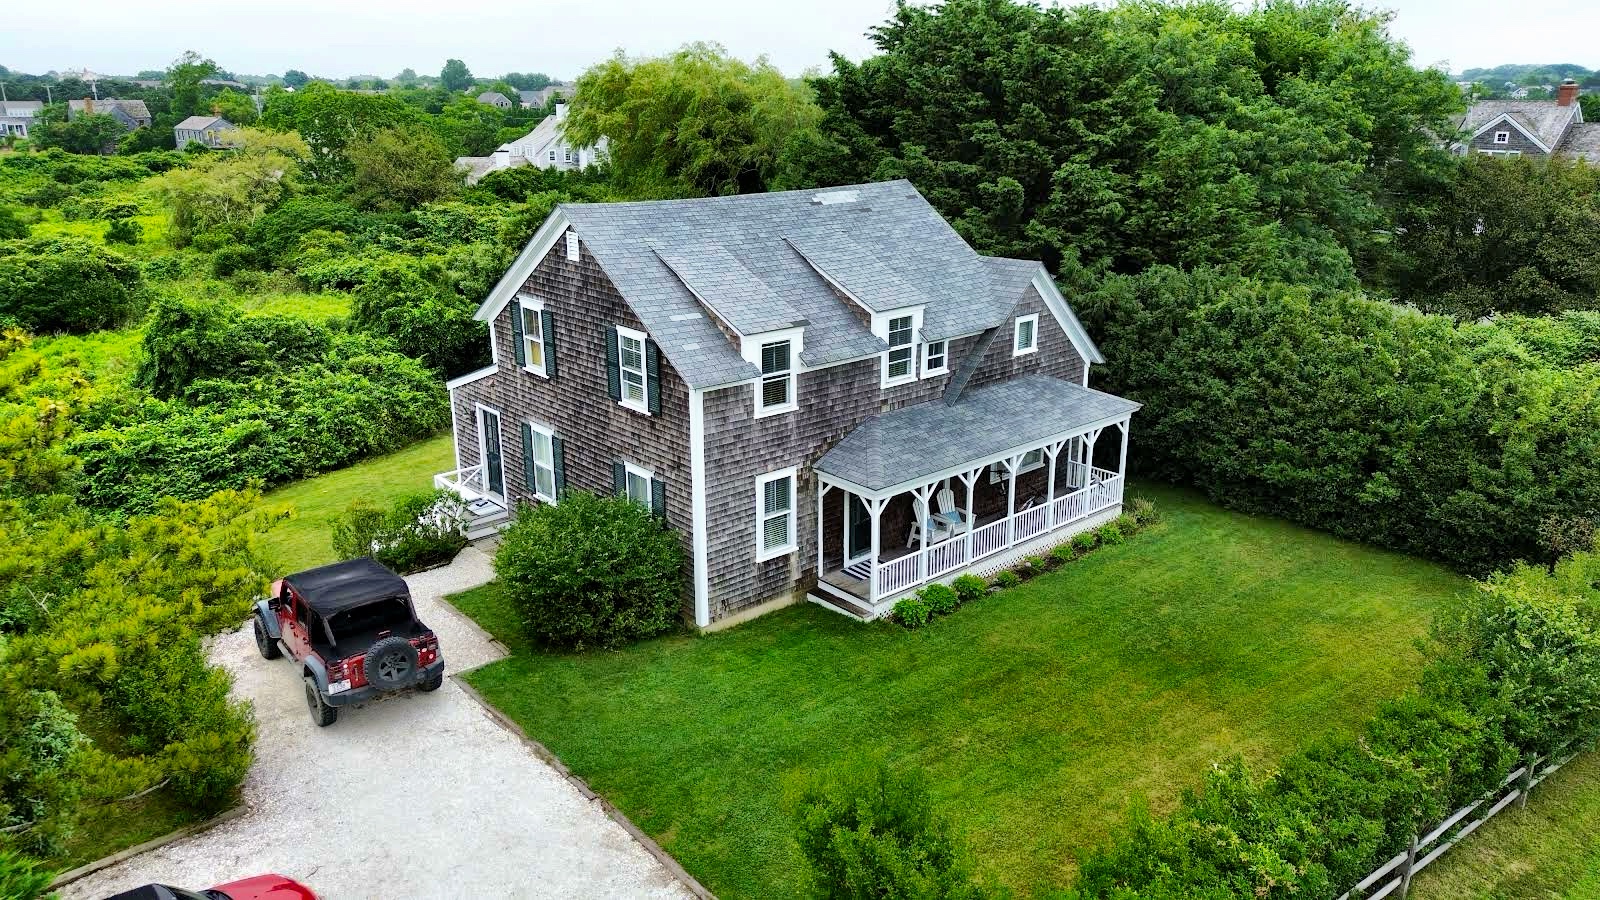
440;181;1139;627
1452;79;1600;163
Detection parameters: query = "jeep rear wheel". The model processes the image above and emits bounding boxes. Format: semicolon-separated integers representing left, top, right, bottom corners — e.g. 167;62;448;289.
253;615;281;660
305;676;337;727
363;636;419;692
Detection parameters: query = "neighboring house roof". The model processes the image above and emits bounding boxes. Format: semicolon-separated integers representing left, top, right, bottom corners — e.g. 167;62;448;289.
1457;100;1581;151
518;90;539;105
525;83;572;107
479;180;1101;390
815;374;1141;493
68;98;151;120
477;91;511;106
0;100;43;117
174;115;230;130
1562;124;1600;163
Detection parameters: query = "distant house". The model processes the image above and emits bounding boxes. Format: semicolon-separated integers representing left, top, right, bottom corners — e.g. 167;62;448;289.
520;83;572;109
68;98;153;132
0;100;44;138
454;103;606;184
1453;79;1600;163
476;91;514;110
174;115;238;149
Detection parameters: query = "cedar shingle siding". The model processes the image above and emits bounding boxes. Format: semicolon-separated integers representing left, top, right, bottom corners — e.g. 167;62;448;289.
1467;122;1545;156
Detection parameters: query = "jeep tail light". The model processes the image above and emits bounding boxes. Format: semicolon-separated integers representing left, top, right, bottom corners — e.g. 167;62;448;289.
326;658;357;693
412;635;439;665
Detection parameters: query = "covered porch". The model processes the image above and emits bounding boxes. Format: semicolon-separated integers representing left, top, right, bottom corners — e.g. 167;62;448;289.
433;463;512;539
811;375;1139;618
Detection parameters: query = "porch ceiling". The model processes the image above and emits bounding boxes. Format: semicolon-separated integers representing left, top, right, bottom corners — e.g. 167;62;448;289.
815;374;1140;494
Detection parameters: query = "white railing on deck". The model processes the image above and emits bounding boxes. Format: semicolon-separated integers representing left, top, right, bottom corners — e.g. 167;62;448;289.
972;519;1009;560
1052;487;1088;524
876;553;921;598
1014;504;1049;542
433;464;486;499
925;536;969;579
1087;468;1123;513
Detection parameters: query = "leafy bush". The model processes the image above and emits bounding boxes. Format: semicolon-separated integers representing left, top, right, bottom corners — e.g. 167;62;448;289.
1072;549;1600;899
0;208;27;240
793;763;989;900
993;571;1020;590
331;489;469;574
494;491;686;650
920;583;959;616
76;332;448;513
1071;532;1098;554
1050;542;1077;564
951;574;987;605
136;297;337;398
209;243;261;278
0;236;143;332
246;196;373;264
0;847;54;900
1127;496;1158;525
1096;522;1125;545
105;217;143;245
893;595;933;629
1080;267;1600;575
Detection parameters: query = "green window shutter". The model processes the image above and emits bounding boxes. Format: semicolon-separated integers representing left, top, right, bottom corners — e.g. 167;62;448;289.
511;302;526;367
541;309;557;378
650;477;667;522
551;436;566;497
520;423;535;498
645;339;662;415
604;325;621;400
612;460;626;496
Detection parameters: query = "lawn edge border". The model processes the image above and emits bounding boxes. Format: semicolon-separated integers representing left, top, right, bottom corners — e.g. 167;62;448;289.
48;803;250;890
451;675;716;900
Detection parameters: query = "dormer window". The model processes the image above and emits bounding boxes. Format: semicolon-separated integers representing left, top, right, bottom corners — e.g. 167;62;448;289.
758;339;796;415
886;315;915;383
922;340;948;377
1494;131;1510;145
1013;314;1038;356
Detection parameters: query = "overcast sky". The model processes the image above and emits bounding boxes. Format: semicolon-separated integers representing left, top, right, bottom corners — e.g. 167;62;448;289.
5;0;1595;82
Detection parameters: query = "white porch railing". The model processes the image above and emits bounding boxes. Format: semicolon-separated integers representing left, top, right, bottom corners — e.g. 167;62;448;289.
434;464;487;500
868;465;1127;603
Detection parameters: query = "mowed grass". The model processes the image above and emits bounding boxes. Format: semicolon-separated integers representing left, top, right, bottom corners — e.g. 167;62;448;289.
455;485;1467;898
1413;750;1600;899
255;433;456;575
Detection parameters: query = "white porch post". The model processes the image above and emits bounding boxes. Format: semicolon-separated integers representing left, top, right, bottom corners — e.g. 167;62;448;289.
960;468;979;563
913;483;933;584
1044;440;1062;528
1117;418;1130;476
867;496;884;605
816;481;829;582
1003;455;1020;548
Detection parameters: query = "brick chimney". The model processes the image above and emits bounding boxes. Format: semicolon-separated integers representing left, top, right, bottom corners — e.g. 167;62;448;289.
1557;78;1579;107
83;95;94;115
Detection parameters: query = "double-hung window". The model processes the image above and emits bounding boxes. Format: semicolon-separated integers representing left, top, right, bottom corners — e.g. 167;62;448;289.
758;339;796;415
519;299;545;375
922;340;948;377
527;424;557;501
1013;314;1038;356
617;326;648;412
624;462;653;507
885;315;915;383
756;468;797;560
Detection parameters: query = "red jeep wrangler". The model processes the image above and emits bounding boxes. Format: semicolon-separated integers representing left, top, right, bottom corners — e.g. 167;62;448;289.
254;558;444;726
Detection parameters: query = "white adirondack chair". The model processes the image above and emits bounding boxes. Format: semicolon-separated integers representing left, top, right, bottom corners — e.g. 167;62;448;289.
907;486;970;547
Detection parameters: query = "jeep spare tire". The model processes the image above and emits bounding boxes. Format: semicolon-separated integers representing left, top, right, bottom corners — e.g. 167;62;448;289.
364;636;419;691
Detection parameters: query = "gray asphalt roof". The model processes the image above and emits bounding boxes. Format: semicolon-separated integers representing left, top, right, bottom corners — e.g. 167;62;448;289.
1560;123;1600;162
1459;100;1581;148
815;374;1141;493
558;180;1025;388
652;244;806;335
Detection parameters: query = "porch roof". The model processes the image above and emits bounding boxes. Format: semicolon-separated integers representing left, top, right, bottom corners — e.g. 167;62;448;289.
815;375;1140;494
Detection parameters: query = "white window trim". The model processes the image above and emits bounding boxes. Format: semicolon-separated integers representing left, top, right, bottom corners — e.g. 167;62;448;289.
475;403;505;500
1013;314;1039;357
743;327;803;418
921;340;948;378
1493;131;1510;144
623;461;654;507
876;309;921;388
527;421;558;503
616;325;651;415
516;295;547;378
990;447;1046;483
754;467;799;561
564;229;579;261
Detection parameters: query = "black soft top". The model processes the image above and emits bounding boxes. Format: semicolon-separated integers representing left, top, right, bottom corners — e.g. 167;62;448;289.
285;557;409;615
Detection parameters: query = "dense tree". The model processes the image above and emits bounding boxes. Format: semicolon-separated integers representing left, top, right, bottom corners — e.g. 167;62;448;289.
260;81;418;180
32;107;124;155
281;69;310;89
440;58;474;93
789;0;1460;288
394;67;419;86
0;237;143;332
1581;94;1600;122
167;50;219;120
431;95;505;156
150;128;309;245
207;87;259;126
565;42;821;195
501;71;552;92
1389;154;1600;317
348;126;462;211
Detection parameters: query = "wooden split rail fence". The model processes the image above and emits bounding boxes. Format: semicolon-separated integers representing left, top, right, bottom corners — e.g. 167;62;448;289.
1338;743;1585;899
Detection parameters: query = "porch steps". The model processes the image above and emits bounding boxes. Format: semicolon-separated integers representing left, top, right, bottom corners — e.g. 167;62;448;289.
808;591;872;622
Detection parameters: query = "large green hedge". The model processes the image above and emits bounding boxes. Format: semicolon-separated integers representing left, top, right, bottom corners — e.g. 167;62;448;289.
1069;549;1600;899
0;236;144;333
1078;267;1600;575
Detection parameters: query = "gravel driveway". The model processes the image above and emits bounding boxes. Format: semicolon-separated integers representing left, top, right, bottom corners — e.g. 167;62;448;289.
64;546;693;900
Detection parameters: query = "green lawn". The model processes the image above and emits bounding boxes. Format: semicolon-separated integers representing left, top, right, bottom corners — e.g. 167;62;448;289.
254;433;456;575
453;485;1467;898
1413;750;1600;899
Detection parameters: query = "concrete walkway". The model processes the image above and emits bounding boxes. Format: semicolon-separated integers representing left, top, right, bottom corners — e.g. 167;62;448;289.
64;547;693;900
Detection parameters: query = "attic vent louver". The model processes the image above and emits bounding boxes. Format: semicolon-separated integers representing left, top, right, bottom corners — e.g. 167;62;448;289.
811;190;861;206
